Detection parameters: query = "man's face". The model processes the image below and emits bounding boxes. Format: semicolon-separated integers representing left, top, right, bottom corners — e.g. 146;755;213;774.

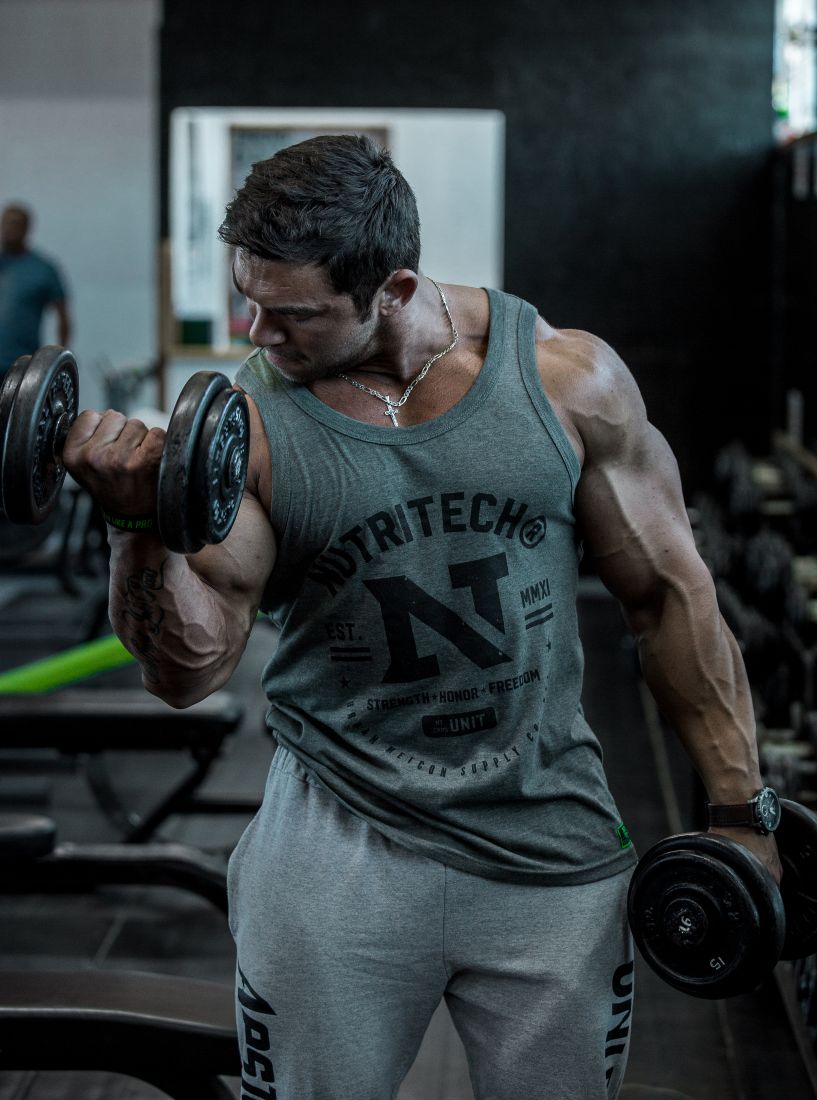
1;208;29;251
233;252;380;384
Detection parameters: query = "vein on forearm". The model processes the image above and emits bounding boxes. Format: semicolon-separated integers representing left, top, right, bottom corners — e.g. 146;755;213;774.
111;549;233;699
635;578;759;791
120;560;167;684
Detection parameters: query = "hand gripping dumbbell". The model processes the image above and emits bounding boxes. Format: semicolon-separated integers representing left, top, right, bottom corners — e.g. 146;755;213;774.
627;798;817;999
0;346;249;554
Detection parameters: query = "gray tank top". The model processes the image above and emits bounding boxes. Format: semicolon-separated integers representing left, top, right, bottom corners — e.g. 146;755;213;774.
236;288;636;884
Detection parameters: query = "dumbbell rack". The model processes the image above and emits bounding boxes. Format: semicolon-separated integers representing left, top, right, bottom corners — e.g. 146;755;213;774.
692;431;817;1082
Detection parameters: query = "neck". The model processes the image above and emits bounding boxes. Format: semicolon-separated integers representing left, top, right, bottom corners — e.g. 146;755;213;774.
347;276;456;386
334;278;459;428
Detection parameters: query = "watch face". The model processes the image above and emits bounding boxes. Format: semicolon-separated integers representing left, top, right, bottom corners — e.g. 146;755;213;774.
757;787;782;833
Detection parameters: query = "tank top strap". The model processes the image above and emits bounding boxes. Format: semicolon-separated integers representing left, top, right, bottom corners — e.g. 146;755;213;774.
497;292;582;496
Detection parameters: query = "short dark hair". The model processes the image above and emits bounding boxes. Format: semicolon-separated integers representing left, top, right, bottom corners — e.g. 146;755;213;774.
219;134;421;318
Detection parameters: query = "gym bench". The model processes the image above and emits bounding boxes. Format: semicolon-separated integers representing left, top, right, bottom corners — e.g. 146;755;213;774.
0;689;258;841
0;812;229;912
0;968;239;1099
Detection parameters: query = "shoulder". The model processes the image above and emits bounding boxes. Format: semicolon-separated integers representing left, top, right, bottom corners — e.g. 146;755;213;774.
27;249;60;274
235;347;288;396
534;321;649;465
233;351;276;516
27;251;66;294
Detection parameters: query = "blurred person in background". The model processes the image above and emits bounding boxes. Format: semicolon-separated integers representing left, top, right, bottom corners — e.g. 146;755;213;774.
0;203;71;373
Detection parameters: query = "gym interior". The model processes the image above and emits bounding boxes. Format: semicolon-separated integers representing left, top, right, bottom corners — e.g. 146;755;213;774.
1;1;817;1097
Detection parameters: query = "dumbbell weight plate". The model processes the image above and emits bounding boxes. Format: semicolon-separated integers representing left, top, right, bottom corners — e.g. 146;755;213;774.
778;799;817;960
628;834;785;998
0;347;78;524
157;372;249;554
0;355;31;517
194;387;250;547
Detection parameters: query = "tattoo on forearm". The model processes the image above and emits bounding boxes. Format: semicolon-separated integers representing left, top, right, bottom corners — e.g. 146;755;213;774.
122;561;166;683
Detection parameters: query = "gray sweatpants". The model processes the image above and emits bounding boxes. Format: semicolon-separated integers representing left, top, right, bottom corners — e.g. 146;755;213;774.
228;749;634;1100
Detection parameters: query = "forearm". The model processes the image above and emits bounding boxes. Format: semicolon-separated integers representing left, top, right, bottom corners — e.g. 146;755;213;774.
107;531;248;707
631;574;762;802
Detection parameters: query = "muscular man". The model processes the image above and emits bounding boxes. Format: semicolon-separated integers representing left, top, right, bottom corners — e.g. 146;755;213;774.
63;135;780;1100
0;204;71;372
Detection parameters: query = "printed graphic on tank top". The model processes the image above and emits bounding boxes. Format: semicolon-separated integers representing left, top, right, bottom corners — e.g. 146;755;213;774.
236;288;637;885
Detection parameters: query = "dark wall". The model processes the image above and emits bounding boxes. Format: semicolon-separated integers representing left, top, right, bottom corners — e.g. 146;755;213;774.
773;135;817;446
161;0;777;488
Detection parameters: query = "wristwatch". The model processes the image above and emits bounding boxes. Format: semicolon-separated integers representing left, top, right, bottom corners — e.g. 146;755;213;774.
706;786;782;834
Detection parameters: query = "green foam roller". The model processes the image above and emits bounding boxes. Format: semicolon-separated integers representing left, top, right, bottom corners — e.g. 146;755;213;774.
0;634;135;694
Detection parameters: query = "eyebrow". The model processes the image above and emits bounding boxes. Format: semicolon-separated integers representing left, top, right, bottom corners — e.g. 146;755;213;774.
232;263;327;317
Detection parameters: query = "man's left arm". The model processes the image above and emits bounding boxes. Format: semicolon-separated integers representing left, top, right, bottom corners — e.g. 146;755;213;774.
569;336;782;882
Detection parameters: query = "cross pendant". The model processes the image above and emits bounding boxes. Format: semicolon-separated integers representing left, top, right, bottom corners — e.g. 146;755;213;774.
384;404;399;427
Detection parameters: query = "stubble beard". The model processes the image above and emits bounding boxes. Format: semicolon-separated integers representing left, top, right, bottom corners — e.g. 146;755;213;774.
264;317;382;385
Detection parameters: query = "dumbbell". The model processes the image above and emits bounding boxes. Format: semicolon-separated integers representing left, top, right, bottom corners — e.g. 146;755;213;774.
0;346;249;554
628;798;817;999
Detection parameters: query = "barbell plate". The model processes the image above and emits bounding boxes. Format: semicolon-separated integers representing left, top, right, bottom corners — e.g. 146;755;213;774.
778;799;817;960
0;347;78;525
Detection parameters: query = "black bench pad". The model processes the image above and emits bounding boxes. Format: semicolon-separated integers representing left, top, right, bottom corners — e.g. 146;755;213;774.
0;969;239;1097
0;689;243;751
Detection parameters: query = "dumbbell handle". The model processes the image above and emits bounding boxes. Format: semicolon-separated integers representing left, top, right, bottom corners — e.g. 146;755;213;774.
50;404;72;465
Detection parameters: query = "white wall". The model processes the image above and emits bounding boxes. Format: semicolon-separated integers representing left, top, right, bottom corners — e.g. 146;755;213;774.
0;0;160;411
0;10;505;415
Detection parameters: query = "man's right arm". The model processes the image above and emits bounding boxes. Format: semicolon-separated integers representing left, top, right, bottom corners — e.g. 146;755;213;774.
63;395;276;708
107;492;276;707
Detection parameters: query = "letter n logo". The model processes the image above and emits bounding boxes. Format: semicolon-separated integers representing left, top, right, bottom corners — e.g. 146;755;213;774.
364;552;512;683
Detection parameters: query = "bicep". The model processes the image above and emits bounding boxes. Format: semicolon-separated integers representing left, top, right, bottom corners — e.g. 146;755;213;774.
187;387;276;620
574;423;711;627
186;488;277;632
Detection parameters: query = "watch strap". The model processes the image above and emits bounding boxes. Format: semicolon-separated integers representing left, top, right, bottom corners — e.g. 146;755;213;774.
707;802;758;829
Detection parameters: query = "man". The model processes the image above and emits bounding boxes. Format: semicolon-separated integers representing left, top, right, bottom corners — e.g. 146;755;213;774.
0;204;71;373
63;135;781;1100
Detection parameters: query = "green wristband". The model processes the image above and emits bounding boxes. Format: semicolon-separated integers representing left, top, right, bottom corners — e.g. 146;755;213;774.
101;509;157;533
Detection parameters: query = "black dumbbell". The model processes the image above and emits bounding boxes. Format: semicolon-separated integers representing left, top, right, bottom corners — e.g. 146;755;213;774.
628;799;817;999
0;346;249;554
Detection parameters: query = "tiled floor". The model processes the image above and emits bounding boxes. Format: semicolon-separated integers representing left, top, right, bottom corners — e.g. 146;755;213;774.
0;579;813;1099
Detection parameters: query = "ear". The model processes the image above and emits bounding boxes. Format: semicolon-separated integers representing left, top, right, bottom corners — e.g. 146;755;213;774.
378;269;419;316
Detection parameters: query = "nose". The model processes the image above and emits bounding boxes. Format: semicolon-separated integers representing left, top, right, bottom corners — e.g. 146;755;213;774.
248;308;286;348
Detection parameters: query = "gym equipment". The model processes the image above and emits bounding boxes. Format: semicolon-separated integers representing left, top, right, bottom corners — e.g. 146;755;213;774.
0;632;134;693
0;615;262;694
0;969;238;1098
0;814;238;1097
741;528;809;626
778;800;817;960
0;812;228;912
628;798;817;999
0;688;256;841
794;953;817;1046
0;345;250;554
687;492;741;580
713;442;764;520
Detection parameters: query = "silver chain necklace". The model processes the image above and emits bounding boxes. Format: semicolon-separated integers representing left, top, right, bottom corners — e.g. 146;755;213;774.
338;278;458;427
